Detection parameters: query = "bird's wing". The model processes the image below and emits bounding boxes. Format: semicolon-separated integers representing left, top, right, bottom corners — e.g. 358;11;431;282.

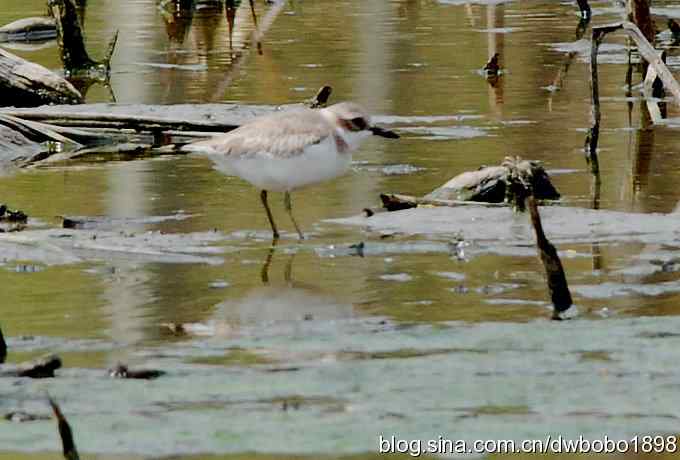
183;109;334;158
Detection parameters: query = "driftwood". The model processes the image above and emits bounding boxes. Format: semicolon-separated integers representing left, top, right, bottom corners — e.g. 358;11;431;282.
526;196;573;320
0;17;56;42
48;397;80;460
0;85;333;166
0;47;82;107
379;193;507;212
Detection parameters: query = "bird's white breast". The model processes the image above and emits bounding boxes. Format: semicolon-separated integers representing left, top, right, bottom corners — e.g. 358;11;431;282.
210;136;353;192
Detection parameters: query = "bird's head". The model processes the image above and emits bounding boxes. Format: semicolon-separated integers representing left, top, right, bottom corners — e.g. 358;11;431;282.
321;102;399;150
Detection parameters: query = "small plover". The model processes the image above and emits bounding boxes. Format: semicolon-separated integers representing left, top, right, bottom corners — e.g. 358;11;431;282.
184;102;399;239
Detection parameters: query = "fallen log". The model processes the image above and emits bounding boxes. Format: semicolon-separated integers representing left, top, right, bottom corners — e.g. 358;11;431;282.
0;17;57;42
0;85;331;142
0;47;82;107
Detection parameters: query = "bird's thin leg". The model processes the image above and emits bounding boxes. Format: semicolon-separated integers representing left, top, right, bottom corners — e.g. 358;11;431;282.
260;190;279;239
284;191;304;240
284;252;296;286
260;237;279;284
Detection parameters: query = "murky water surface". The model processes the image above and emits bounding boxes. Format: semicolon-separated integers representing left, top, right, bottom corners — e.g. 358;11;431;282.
3;0;680;457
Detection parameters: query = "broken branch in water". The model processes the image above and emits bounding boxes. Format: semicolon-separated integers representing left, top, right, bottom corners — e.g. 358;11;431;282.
48;0;117;77
526;196;573;320
48;396;80;460
0;326;6;364
586;21;680;172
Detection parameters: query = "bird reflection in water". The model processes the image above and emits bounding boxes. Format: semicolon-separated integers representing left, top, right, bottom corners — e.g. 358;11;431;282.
172;240;354;338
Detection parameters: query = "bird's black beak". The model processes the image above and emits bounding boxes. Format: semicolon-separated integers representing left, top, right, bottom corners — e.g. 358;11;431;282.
369;126;399;139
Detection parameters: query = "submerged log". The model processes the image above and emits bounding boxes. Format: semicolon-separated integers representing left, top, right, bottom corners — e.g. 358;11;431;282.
0;47;82;107
0;17;57;42
526;196;573;320
48;397;80;460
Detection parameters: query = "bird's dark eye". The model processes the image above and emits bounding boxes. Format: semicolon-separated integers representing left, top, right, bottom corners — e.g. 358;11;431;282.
350;117;367;131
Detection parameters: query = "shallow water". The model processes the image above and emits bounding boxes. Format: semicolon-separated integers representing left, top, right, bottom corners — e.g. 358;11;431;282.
3;0;680;457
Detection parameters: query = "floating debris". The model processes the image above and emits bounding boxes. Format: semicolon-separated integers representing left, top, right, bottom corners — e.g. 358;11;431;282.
4;411;51;422
109;363;166;380
0;204;28;223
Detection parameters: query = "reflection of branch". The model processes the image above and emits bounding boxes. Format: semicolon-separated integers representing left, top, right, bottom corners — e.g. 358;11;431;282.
210;0;286;101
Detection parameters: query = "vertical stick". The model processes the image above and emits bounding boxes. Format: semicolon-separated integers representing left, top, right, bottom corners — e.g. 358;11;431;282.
526;196;573;319
0;326;6;364
48;397;79;460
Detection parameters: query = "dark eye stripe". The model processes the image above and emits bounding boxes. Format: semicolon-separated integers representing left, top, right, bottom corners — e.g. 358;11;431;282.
351;117;367;131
